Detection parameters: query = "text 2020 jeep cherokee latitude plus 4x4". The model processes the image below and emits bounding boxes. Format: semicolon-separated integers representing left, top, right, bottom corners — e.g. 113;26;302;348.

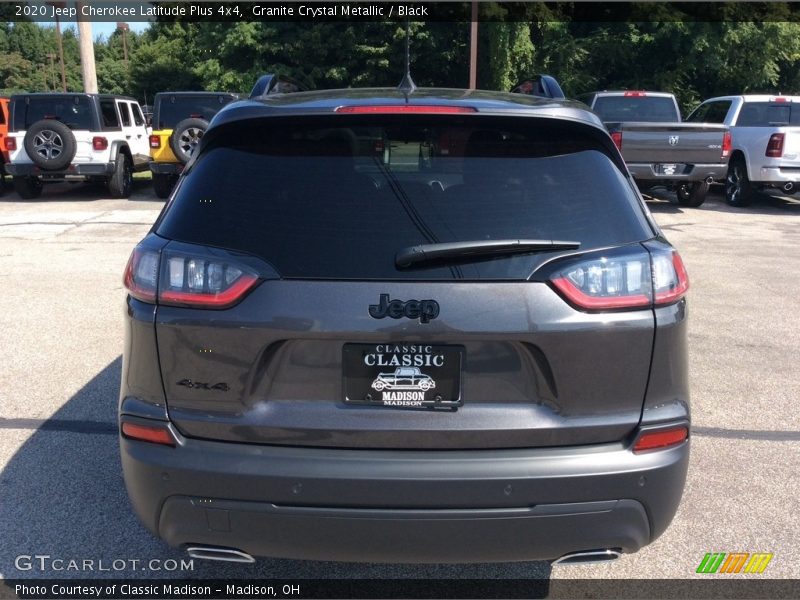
120;87;690;564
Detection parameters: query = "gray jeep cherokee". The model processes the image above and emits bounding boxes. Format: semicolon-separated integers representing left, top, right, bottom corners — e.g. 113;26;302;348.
120;87;690;564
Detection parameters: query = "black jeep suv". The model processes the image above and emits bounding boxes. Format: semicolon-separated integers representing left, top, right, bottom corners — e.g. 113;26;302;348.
120;87;690;564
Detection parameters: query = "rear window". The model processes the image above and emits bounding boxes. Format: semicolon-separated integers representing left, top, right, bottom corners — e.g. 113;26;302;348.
13;96;94;130
735;102;800;127
592;96;679;123
157;117;652;280
153;95;234;130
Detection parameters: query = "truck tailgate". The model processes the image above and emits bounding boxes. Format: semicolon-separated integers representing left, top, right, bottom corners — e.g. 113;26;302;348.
617;122;727;164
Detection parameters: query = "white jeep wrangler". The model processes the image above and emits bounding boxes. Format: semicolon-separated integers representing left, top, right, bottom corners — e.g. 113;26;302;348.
5;93;151;199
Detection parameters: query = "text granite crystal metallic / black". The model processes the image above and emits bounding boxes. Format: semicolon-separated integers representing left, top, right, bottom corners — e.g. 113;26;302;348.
119;82;691;564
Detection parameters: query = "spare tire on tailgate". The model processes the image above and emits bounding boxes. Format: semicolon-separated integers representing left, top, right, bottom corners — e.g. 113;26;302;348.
24;119;77;171
170;118;209;164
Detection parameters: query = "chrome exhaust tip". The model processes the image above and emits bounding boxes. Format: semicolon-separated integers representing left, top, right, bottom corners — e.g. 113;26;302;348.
705;176;715;184
552;548;622;566
186;546;255;563
782;182;794;193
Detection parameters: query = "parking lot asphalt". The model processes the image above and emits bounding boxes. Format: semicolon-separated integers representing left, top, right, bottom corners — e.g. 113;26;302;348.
0;181;798;591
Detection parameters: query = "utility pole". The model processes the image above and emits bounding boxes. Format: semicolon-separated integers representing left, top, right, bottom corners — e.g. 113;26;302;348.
469;1;478;89
117;22;129;69
46;53;57;90
47;2;68;91
75;1;98;93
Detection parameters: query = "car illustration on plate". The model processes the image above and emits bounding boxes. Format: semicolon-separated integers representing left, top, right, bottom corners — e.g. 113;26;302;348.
371;367;436;392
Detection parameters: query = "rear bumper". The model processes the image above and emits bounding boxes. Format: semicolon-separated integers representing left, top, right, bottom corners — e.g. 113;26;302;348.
755;165;800;184
149;161;183;175
5;162;114;177
627;162;727;183
120;409;690;563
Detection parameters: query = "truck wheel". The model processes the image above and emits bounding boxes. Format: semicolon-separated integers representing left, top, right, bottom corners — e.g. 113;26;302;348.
676;181;709;207
24;119;77;171
725;158;753;207
13;176;43;200
170;118;209;164
152;173;177;199
108;153;133;199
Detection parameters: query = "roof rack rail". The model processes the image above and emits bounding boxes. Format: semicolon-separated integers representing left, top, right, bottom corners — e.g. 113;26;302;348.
249;74;308;99
510;75;566;100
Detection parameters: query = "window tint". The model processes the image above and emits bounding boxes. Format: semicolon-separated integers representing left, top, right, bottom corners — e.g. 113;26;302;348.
735;102;800;126
0;105;5;125
132;103;145;126
154;95;235;129
158;118;651;281
100;99;119;128
119;102;132;126
14;96;94;130
592;96;679;122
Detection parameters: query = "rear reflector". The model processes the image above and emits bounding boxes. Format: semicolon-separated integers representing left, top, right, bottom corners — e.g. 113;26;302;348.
610;131;623;150
92;136;108;151
721;131;732;159
623;91;647;97
633;426;688;452
149;135;161;149
766;133;785;158
336;105;477;114
121;422;175;446
4;137;15;152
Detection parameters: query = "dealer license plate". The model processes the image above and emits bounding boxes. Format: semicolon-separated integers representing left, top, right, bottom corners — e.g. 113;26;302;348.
342;343;463;410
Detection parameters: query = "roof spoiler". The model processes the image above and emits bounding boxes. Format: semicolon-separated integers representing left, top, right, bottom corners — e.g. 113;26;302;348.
249;74;308;99
510;75;566;100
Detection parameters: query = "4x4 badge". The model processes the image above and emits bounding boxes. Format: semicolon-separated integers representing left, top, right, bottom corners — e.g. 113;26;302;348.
369;294;440;323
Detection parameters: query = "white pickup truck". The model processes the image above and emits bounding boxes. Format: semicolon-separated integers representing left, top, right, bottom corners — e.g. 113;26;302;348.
5;93;151;199
686;95;800;206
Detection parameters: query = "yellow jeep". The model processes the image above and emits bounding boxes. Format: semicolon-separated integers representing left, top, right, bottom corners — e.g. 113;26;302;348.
148;92;238;198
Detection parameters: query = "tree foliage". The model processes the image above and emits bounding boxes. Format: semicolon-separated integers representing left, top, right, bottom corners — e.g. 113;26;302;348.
3;17;800;116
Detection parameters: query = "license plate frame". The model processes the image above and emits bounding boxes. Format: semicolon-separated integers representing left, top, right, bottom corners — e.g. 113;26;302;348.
342;343;464;410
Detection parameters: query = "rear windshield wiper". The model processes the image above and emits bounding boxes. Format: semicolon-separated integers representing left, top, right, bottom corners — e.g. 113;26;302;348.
395;239;581;269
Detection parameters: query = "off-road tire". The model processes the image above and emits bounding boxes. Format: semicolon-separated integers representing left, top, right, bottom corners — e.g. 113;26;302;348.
108;152;133;199
170;118;209;164
24;119;77;171
13;176;43;200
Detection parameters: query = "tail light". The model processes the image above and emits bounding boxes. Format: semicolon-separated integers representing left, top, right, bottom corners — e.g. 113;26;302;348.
623;91;647;97
766;133;784;158
4;137;16;152
610;131;623;150
159;251;259;308
123;245;260;309
721;131;732;159
633;425;688;453
149;135;161;149
549;246;689;311
123;247;159;303
92;136;108;151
